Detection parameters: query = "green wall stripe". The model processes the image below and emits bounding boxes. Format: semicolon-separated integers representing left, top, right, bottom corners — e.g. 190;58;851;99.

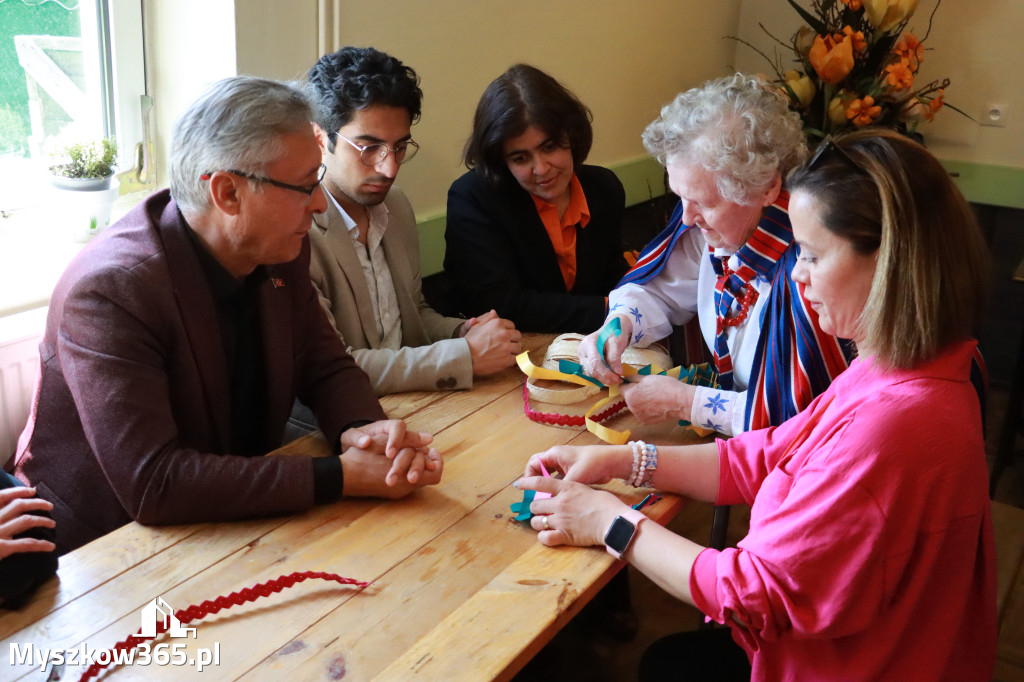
940;160;1024;210
418;212;447;277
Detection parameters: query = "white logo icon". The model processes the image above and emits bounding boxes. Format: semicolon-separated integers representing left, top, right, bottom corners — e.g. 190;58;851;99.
140;597;197;639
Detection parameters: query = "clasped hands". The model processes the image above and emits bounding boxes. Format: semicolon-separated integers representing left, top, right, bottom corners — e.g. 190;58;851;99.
577;315;697;424
459;309;522;376
340;419;443;499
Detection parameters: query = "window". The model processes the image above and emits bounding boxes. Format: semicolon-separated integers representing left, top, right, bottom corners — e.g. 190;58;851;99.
0;0;145;315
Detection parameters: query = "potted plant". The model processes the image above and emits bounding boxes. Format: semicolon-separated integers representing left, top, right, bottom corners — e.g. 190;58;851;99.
49;137;118;190
48;136;120;241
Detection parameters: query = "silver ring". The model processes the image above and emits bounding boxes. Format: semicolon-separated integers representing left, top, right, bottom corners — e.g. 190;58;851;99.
541;515;550;530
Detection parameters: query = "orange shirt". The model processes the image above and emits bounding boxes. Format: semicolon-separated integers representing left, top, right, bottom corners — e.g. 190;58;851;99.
531;174;591;291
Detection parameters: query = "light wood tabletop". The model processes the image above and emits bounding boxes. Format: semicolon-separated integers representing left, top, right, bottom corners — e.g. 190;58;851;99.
0;333;711;681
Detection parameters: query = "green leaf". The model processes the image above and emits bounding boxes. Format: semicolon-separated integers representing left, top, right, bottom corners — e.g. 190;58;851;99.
786;0;827;34
942;102;976;123
863;33;898;75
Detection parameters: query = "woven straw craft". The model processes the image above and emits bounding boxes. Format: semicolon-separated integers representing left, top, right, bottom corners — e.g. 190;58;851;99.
526;333;672;405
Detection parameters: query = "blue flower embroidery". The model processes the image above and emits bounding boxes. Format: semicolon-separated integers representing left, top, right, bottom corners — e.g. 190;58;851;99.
635;330;645;343
701;419;723;432
629;306;643;325
609;302;623;312
704;393;729;415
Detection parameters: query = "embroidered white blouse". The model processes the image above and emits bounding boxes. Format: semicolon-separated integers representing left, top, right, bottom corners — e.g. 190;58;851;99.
608;227;774;436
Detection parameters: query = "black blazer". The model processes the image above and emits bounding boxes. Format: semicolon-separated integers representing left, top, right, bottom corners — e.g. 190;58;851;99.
444;165;627;333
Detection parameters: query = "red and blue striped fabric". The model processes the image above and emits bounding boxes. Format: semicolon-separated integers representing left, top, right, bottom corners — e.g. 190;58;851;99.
618;201;690;286
617;194;853;431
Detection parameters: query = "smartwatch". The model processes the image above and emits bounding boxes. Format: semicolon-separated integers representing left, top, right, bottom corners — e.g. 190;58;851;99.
603;509;648;560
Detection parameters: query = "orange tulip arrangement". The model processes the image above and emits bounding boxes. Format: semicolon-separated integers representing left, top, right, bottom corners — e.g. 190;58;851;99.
734;0;962;140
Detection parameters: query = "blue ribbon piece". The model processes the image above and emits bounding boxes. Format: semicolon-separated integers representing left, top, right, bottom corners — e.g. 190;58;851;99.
595;317;622;372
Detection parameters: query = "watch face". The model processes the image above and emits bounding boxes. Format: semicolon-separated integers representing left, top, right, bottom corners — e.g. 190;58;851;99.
604;516;635;552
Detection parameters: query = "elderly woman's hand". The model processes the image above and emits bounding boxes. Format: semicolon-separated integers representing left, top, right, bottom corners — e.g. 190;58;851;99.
524;444;631;484
578;316;633;385
517;476;631;548
620;375;697;424
0;487;56;561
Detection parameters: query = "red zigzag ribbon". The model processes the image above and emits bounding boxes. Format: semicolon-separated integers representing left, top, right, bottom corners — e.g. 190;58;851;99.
78;571;368;681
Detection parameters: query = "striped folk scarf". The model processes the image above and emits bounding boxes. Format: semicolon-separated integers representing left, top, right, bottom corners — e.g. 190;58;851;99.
617;194;852;431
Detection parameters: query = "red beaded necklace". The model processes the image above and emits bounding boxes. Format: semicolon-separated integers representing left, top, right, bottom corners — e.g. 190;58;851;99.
715;261;759;333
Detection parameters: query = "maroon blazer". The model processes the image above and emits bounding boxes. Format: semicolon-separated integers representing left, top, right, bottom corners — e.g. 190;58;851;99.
15;190;386;553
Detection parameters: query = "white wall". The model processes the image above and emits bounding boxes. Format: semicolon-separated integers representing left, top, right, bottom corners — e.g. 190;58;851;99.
145;1;743;218
144;1;1022;216
144;0;237;186
234;0;319;82
325;1;742;217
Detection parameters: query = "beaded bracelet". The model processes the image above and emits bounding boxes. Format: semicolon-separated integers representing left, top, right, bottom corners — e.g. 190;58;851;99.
627;440;644;485
639;442;658;488
633;441;649;487
625;441;658;488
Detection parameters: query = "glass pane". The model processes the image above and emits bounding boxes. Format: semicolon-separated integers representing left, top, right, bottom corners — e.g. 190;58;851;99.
0;0;105;211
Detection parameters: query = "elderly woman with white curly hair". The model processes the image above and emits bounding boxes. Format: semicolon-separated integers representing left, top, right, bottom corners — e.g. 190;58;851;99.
578;73;851;436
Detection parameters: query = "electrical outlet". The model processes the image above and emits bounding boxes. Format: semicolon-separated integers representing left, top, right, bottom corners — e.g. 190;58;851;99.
981;102;1008;128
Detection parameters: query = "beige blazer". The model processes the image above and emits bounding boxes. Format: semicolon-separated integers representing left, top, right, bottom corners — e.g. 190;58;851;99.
309;186;471;395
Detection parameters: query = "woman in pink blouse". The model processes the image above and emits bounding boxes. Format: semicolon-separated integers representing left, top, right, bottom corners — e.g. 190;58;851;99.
517;129;997;681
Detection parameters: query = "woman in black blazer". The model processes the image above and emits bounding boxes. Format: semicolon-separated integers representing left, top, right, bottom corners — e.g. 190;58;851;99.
444;64;627;333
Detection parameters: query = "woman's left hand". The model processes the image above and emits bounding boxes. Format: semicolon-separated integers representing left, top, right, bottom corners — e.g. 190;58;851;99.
516;476;631;548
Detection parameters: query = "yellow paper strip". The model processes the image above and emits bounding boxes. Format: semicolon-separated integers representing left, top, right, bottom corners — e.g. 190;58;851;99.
516;351;598;388
585;392;630;445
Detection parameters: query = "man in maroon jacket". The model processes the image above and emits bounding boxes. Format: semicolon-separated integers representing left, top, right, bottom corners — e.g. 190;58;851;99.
15;76;442;555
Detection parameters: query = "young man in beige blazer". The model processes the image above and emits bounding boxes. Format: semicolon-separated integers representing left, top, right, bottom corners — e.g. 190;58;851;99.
304;47;521;396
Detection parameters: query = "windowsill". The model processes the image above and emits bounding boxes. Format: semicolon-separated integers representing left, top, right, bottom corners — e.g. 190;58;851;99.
0;189;153;317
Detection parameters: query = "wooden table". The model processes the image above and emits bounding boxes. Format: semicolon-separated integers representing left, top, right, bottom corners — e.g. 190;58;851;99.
0;333;709;681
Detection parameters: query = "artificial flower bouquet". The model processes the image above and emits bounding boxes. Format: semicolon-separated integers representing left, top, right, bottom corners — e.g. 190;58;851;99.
737;0;961;140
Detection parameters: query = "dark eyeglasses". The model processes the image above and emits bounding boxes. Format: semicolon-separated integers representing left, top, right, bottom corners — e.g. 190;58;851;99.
334;133;419;166
200;164;327;196
807;137;866;175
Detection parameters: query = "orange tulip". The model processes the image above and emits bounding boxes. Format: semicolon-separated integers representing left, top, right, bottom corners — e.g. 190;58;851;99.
885;60;915;91
846;96;882;126
809;34;855;85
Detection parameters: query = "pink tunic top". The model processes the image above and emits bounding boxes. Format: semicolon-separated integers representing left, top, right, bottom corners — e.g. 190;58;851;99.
691;340;997;681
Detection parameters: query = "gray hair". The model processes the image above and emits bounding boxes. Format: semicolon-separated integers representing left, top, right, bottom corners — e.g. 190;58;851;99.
642;73;807;205
169;76;314;215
